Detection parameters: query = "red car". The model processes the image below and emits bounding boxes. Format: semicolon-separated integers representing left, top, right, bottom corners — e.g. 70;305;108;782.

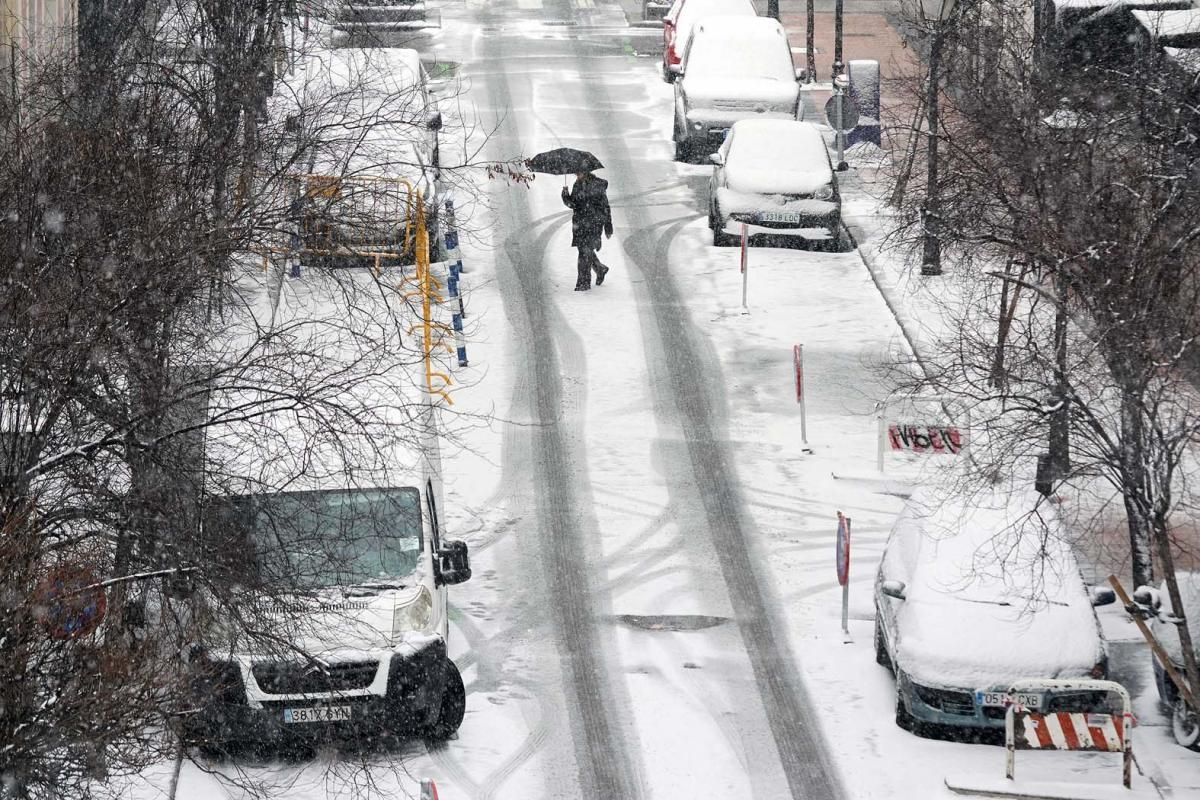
662;0;757;83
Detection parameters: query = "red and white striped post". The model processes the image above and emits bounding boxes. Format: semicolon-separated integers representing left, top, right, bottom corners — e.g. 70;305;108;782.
740;222;749;309
793;344;807;446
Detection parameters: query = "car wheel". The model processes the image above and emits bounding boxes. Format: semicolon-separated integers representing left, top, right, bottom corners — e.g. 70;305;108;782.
713;223;736;248
424;660;467;741
1172;697;1200;750
874;613;892;670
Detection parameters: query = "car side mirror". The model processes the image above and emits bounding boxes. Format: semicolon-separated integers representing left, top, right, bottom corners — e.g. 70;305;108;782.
1131;585;1163;616
709;152;724;165
426;111;443;132
436;539;472;586
881;580;907;600
1090;586;1116;607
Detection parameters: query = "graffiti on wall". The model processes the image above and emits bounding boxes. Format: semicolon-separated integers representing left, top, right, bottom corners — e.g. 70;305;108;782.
887;424;965;454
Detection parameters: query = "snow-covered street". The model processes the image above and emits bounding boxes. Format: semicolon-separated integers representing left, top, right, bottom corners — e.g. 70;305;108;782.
26;1;1200;799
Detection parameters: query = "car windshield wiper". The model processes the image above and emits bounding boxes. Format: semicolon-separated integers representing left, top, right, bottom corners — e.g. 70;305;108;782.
958;595;1069;608
343;581;406;595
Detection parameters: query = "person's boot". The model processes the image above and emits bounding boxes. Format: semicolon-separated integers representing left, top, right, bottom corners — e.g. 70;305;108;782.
595;265;609;286
574;282;590;291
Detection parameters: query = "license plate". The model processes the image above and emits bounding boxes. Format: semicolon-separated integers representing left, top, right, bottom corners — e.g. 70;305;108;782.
975;690;1043;710
758;212;802;225
283;705;352;724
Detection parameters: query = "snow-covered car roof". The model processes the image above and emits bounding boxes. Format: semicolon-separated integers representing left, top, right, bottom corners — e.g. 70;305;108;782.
723;120;831;195
283;47;436;185
889;485;1104;689
683;16;794;81
1152;571;1200;665
674;0;757;41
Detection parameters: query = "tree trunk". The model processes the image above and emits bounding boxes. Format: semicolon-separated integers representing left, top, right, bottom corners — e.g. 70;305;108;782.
1119;389;1155;588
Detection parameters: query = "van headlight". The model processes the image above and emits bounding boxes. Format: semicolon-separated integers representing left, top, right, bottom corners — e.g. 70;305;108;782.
813;183;834;200
392;586;433;639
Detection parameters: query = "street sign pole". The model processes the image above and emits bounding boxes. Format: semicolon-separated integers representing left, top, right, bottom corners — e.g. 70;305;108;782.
740;222;749;310
824;81;857;173
837;512;852;639
794;344;808;447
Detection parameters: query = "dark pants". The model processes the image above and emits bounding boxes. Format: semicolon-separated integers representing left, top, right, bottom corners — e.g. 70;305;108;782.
575;246;604;288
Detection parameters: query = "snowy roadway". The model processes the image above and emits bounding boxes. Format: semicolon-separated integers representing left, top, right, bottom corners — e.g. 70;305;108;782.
126;1;1200;799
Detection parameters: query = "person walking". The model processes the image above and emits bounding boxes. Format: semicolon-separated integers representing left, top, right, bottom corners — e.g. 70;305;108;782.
561;170;613;291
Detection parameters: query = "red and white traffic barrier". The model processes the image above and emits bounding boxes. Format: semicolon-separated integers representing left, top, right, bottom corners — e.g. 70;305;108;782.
1005;679;1134;790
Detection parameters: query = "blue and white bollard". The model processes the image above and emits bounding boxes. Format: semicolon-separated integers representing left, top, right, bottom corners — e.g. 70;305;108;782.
446;268;468;367
437;198;469;367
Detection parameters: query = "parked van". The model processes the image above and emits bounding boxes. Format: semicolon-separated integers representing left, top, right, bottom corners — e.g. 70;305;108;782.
180;473;472;755
672;16;804;160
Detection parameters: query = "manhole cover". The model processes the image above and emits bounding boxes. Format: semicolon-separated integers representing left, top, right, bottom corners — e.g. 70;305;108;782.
616;614;728;632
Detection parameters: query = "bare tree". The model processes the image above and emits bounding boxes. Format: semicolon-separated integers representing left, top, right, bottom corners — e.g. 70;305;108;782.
0;4;491;795
882;0;1200;706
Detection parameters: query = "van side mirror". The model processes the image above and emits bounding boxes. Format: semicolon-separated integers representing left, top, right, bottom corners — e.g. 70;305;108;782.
1090;586;1116;607
881;580;907;600
709;152;724;165
436;539;471;586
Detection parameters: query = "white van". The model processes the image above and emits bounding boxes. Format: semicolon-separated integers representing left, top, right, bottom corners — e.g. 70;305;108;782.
180;475;471;755
672;16;804;160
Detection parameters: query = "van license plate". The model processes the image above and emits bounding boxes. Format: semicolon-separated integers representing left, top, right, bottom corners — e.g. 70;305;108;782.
283;705;352;723
975;691;1042;710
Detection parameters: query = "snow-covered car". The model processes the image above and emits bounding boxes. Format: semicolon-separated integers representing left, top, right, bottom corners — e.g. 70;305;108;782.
291;47;442;269
661;0;757;83
1140;572;1200;748
673;15;803;161
644;0;674;23
330;0;441;35
180;480;471;755
707;119;840;248
874;485;1115;733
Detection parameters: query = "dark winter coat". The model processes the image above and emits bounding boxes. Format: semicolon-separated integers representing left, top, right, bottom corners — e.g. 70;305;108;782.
561;173;613;251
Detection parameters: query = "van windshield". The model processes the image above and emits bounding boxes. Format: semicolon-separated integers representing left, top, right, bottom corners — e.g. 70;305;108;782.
206;487;423;589
687;30;794;81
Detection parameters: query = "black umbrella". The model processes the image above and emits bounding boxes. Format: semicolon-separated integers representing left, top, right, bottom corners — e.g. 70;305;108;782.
526;147;604;175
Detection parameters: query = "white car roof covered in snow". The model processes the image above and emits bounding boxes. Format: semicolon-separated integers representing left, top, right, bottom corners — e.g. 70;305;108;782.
682;16;794;80
673;0;757;42
723;120;831;195
886;485;1104;689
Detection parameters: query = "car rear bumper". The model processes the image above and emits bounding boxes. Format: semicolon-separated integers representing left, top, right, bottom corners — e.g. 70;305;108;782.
720;212;840;241
681;110;798;151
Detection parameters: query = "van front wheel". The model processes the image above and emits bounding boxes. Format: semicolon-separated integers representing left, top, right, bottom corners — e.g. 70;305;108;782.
425;660;466;741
